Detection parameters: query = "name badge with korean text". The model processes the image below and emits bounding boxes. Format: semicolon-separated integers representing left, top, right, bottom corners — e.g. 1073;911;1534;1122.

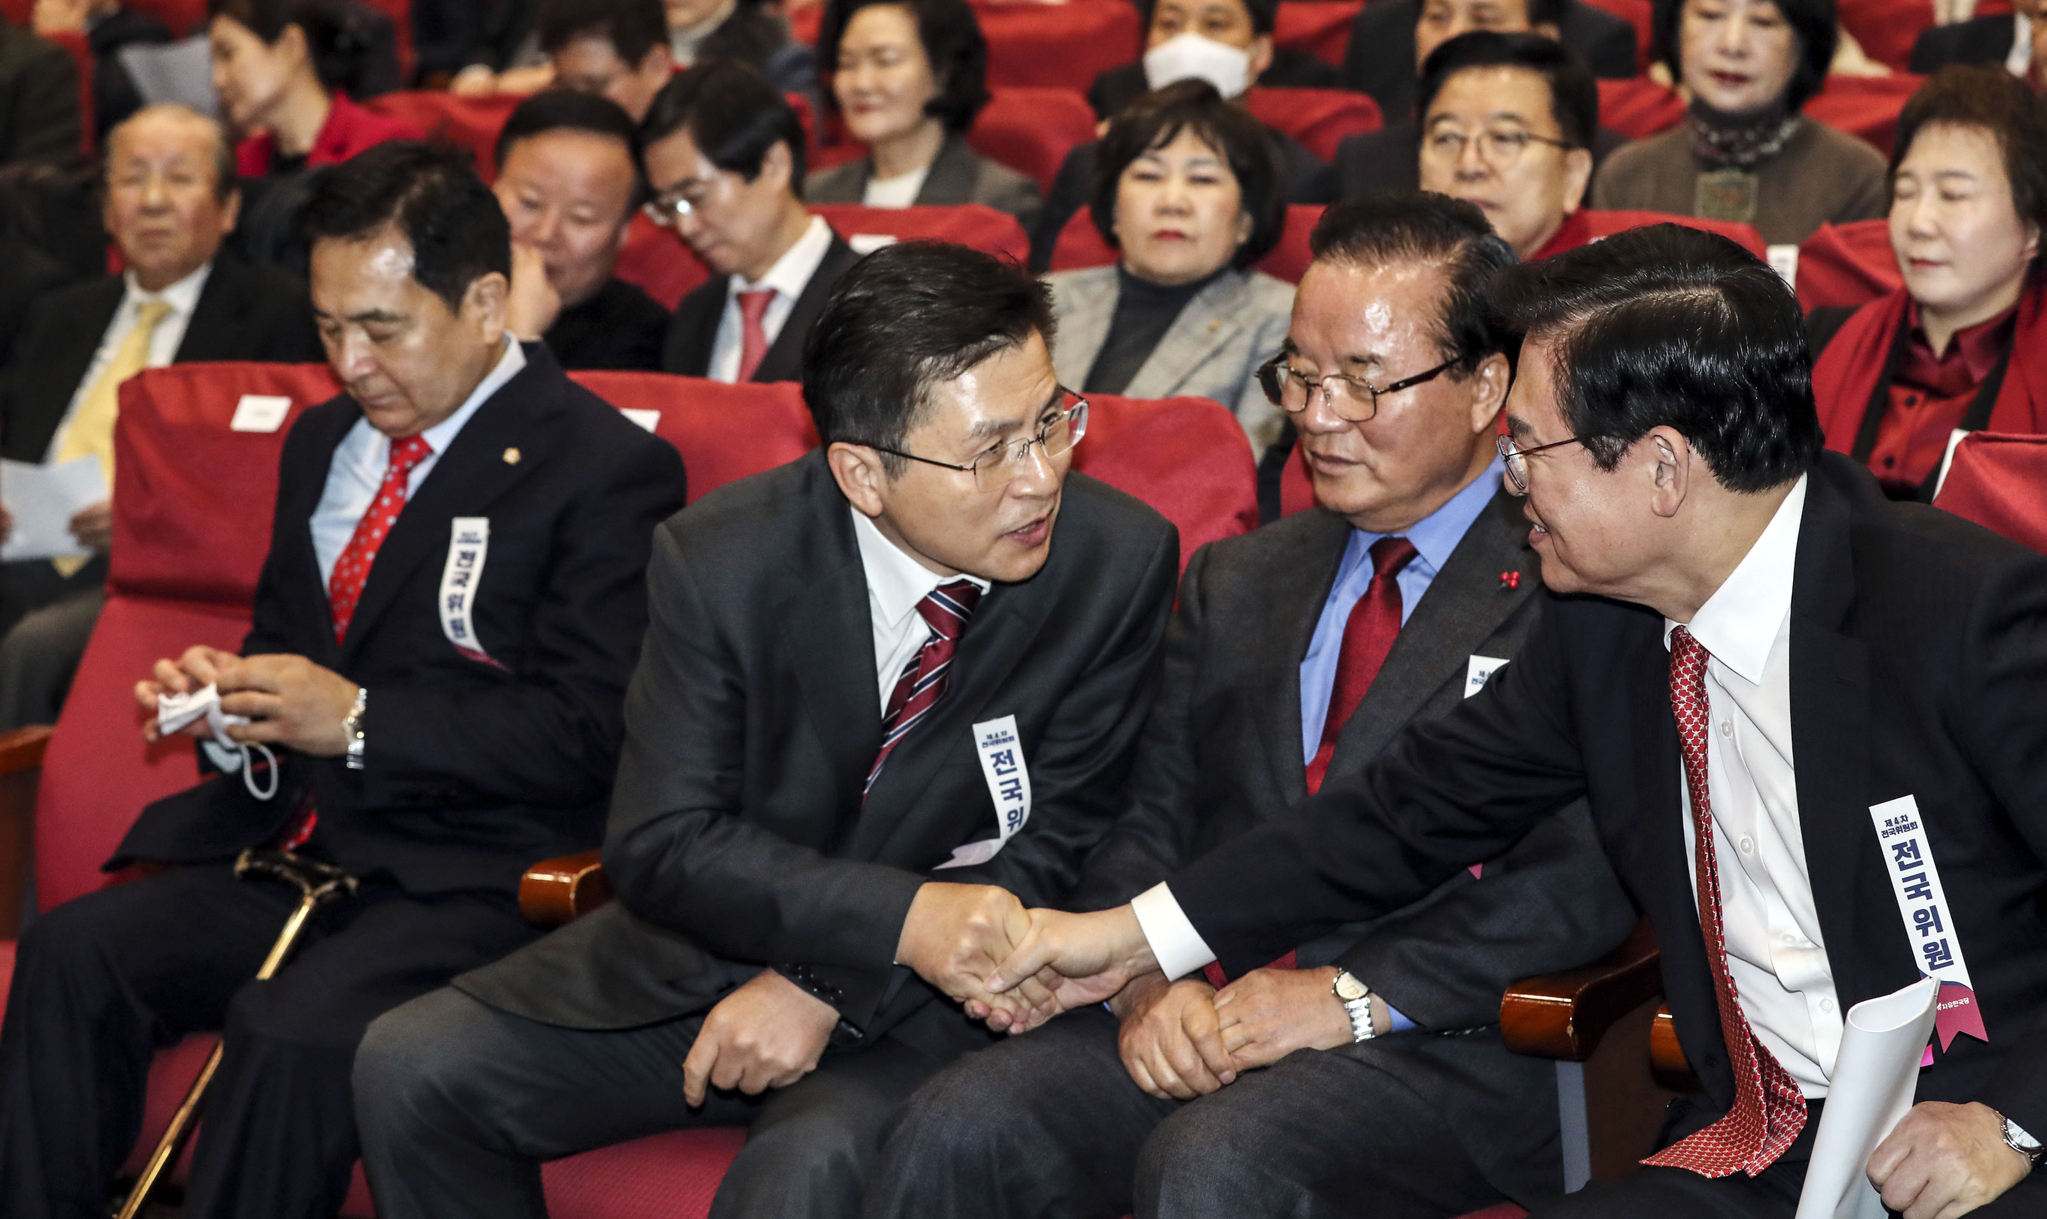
935;715;1032;870
1465;655;1508;698
1869;795;1988;1058
438;517;502;668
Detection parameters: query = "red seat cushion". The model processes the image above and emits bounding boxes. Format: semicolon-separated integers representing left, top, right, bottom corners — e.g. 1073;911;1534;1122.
1933;432;2047;554
812;202;1029;262
1243;87;1382;162
1274;1;1362;67
1837;0;1934;73
1596;76;1685;141
1581;209;1766;259
969;87;1099;195
976;0;1144;91
1051;204;1325;284
1797;217;1898;312
1069;394;1258;571
362;91;523;181
617;214;713;311
1807;72;1924;158
567;373;818;503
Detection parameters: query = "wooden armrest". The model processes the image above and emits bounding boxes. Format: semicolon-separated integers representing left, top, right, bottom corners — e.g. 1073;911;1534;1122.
1650;1003;1700;1090
0;725;52;776
1501;919;1663;1062
518;850;613;927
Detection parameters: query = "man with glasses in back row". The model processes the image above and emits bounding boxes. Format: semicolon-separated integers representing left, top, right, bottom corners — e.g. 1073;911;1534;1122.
861;192;1636;1219
352;240;1184;1219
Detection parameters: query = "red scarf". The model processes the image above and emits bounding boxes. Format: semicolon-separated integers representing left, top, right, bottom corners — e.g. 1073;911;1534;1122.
1812;282;2047;463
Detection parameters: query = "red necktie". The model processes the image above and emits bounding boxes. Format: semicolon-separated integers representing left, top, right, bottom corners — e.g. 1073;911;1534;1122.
1641;626;1808;1177
866;580;982;794
329;434;432;644
734;287;776;383
1305;536;1418;795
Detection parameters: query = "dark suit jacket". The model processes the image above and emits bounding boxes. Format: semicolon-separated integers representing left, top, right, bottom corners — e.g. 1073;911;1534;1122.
1335;116;1628;198
803;132;1042;231
455;451;1181;1043
1085;53;1346;122
0;23;81;168
1343;0;1636;121
0;250;324;463
545;277;668;372
659;228;861;382
1166;452;2047;1143
1909;13;2015;74
1075;489;1636;1206
109;344;689;900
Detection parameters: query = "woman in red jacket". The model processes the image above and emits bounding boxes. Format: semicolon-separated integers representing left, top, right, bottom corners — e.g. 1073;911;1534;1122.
209;0;421;175
1811;66;2047;498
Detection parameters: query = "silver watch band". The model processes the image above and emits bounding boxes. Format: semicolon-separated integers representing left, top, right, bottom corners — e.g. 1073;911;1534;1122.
1998;1110;2043;1170
343;687;368;771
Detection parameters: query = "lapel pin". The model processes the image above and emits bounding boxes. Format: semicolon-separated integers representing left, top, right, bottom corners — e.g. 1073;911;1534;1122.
502;447;521;465
1500;571;1521;590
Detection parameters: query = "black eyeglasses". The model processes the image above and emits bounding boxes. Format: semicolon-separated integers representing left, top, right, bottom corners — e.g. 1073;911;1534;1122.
1256;353;1461;423
1497;432;1586;494
859;394;1089;492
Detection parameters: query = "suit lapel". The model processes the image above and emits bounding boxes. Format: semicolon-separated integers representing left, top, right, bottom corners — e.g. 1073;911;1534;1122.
13;280;123;460
663;278;729;377
915;135;981;206
1262;510;1353;804
1125;273;1252;400
276;398;359;666
756;233;857;383
336;351;555;658
1051;268;1118;390
174;253;254;361
1333;487;1534;769
780;508;885;852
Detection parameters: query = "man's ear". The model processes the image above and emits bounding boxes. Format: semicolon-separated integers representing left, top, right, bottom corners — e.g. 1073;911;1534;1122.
1644;426;1691;519
1246;34;1275;86
464;270;511;345
1560;146;1594;214
828;441;891;520
757;140;793;195
1467;351;1512;435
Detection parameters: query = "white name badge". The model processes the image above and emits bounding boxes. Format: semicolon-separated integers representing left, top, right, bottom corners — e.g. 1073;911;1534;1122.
1869;795;1988;1052
1765;243;1800;287
1465;654;1508;698
935;715;1032;870
230;394;291;432
439;517;501;667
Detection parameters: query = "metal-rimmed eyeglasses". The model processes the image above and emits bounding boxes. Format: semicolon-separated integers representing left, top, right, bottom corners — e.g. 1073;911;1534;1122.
860;393;1089;491
1420;127;1573;166
642;189;703;228
1497;431;1586;494
1256;353;1460;423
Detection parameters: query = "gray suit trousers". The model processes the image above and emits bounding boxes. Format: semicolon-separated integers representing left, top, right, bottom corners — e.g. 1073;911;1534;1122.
354;985;999;1219
864;1005;1513;1219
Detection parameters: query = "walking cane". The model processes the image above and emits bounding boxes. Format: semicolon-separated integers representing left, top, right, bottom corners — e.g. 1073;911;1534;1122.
113;850;360;1219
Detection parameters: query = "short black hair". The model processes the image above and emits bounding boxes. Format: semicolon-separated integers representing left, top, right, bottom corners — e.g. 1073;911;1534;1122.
493;88;647;207
1417;31;1598;151
1525;0;1570;28
1491;223;1821;492
1654;0;1835;113
299;140;512;313
639;58;808;192
1135;0;1279;37
1090;80;1285;269
1891;65;2047;248
804;241;1056;475
1307;191;1518;376
536;0;668;67
815;0;992;132
105;104;240;204
208;0;386;92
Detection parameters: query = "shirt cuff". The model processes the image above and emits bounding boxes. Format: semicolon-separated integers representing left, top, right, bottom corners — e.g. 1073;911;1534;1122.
1384;1004;1416;1033
1131;882;1217;982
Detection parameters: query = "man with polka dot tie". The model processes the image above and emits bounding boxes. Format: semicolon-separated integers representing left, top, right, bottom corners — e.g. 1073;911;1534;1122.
0;142;685;1219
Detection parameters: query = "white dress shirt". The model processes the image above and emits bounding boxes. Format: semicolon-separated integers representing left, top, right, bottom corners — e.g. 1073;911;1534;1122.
852;508;990;713
1662;475;1842;1099
310;338;525;587
862;163;930;209
2009;11;2034;78
708;214;835;383
44;262;212;462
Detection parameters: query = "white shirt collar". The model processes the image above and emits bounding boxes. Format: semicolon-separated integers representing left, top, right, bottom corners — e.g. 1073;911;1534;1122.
733;214;833;299
851;507;990;631
2010;12;2033;77
123;259;211;316
1663;474;1807;686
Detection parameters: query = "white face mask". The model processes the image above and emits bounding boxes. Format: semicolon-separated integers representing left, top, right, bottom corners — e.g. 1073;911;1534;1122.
1142;31;1253;98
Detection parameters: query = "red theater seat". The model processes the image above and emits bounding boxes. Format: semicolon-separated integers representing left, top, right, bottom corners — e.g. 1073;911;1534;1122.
617;213;713;311
1796;217;1897;312
1050;203;1324;283
570;373;819;503
1934;433;2047;554
1243;86;1382;161
1274;1;1362;66
1596;76;1684;141
976;0;1144;91
1581;209;1767;258
1807;72;1923;157
1837;0;1934;72
362;90;522;180
813;202;1030;262
969;87;1098;195
1069;393;1258;571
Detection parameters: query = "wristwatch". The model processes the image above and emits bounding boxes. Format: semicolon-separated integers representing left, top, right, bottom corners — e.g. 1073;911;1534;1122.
342;687;368;771
1332;970;1377;1043
1997;1109;2043;1172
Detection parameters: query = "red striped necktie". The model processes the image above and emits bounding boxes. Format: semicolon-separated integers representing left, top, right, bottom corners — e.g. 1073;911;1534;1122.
866;580;982;794
1641;625;1807;1177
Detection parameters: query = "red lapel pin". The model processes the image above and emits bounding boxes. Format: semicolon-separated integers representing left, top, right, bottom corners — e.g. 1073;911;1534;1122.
1500;571;1521;590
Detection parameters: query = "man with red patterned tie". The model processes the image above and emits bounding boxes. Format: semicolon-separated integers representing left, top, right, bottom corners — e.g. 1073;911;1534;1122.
644;60;862;385
862;192;1636;1219
0;141;686;1219
351;241;1181;1219
988;222;2047;1219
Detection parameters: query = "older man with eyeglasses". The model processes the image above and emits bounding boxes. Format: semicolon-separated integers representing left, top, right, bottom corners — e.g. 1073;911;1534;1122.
858;190;1635;1219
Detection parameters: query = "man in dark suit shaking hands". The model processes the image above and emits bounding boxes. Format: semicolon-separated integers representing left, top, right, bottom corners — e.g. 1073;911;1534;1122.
353;241;1182;1218
0;141;686;1219
989;223;2047;1218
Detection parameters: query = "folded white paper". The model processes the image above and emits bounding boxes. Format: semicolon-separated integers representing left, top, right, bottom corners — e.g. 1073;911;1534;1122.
0;456;110;562
1795;975;1939;1219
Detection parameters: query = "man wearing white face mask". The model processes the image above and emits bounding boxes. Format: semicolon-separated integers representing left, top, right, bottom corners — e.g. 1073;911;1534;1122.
1028;0;1337;271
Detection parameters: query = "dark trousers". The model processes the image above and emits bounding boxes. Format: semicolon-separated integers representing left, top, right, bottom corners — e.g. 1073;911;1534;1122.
862;1004;1512;1219
0;554;103;640
354;981;1002;1219
0;862;536;1219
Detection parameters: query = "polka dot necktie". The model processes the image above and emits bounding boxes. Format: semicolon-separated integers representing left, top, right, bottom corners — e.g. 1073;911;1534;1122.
328;434;432;644
865;581;982;796
1641;625;1808;1177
